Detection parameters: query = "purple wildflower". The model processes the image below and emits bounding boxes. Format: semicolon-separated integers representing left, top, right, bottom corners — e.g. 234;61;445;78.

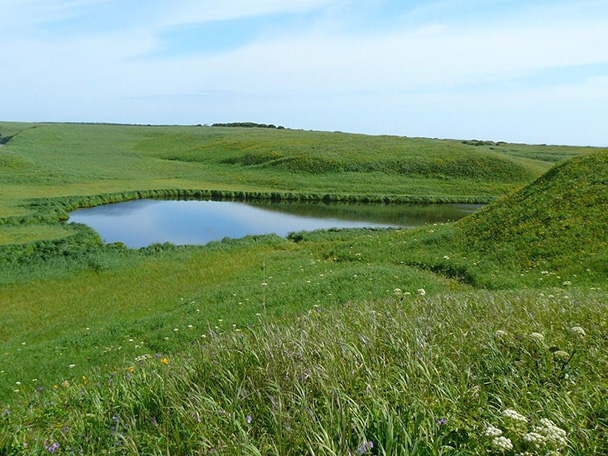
62;426;71;433
112;415;120;423
1;409;9;417
46;442;60;453
356;441;374;455
436;418;447;426
37;386;44;392
246;415;252;424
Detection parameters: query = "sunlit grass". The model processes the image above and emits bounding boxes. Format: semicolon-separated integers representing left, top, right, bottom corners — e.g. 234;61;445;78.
2;290;606;454
0;224;72;244
0;122;606;454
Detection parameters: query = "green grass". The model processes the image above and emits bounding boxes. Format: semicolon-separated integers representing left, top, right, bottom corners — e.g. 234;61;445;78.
0;122;606;454
2;290;606;454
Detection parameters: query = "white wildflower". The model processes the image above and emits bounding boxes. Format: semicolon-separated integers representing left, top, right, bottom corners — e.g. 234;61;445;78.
528;332;545;343
553;350;570;361
393;288;403;296
417;288;426;296
502;409;528;423
492;436;513;451
495;330;508;339
536;419;567;448
562;280;572;286
443;255;450;260
524;432;547;449
484;425;503;437
568;326;586;337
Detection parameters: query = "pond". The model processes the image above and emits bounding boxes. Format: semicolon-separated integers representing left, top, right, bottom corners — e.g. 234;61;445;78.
68;199;481;248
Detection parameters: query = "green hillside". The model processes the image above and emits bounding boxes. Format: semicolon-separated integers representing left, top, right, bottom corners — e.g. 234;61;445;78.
459;150;608;274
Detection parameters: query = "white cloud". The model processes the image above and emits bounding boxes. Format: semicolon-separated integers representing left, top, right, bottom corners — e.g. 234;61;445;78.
0;0;113;30
160;0;342;27
1;0;607;145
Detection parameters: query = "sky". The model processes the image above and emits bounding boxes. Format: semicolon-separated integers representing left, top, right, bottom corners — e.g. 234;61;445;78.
1;0;607;146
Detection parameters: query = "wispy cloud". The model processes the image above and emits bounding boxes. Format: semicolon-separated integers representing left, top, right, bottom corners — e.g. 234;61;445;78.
1;0;607;145
160;0;341;27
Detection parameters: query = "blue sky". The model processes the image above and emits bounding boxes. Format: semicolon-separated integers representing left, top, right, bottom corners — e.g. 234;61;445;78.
1;0;607;145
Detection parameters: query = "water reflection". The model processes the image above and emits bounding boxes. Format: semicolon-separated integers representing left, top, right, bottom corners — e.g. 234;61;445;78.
68;199;481;248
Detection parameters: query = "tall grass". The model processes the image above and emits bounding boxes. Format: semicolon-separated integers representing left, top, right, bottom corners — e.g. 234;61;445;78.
2;290;606;454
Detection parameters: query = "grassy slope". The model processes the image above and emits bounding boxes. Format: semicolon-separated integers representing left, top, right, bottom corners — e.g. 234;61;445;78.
0;122;592;222
458;151;608;272
1;123;607;454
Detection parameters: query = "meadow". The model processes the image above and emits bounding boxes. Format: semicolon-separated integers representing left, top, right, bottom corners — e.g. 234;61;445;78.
0;122;606;454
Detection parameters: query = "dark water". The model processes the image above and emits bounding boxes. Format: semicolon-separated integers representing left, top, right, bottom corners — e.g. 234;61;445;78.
68;199;481;248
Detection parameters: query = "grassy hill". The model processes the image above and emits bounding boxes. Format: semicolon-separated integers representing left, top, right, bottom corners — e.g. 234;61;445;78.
458;150;608;273
0;123;606;454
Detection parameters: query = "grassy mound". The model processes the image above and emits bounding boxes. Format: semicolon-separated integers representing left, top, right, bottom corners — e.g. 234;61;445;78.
140;129;543;181
458;150;608;273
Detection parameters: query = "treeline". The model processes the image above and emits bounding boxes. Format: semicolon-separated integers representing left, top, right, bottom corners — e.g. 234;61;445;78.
462;139;507;146
212;122;286;129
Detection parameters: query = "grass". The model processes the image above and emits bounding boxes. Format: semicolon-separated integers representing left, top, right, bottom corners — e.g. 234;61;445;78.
2;290;606;454
0;122;607;454
0;122;595;223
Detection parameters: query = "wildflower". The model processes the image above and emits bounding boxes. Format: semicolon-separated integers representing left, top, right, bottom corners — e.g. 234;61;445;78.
356;440;374;455
502;409;528;423
562;281;572;286
443;255;450;260
492;436;513;451
495;330;508;339
524;432;547;449
436;418;447;426
1;409;9;417
68;364;76;369
393;288;403;296
160;357;169;365
568;326;586;337
417;288;426;296
45;442;60;453
246;415;252;424
536;419;567;447
484;425;503;437
528;332;545;343
553;350;570;361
